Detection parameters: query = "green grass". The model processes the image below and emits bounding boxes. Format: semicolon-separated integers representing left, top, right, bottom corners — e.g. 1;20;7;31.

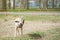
0;28;60;40
0;31;46;40
6;8;40;12
47;28;60;40
5;8;60;12
0;14;60;22
0;14;60;40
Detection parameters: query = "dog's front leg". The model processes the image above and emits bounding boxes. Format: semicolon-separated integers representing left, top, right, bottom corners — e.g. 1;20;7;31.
14;27;17;37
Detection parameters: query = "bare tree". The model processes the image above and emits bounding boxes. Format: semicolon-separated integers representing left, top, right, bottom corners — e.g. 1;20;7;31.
46;0;48;9
13;0;15;9
0;0;2;10
39;0;41;9
19;0;29;10
9;0;11;9
2;0;7;11
52;0;54;8
26;0;29;9
22;0;27;9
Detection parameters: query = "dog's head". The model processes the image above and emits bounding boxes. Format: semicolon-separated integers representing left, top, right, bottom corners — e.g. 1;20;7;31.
15;18;21;23
15;16;24;23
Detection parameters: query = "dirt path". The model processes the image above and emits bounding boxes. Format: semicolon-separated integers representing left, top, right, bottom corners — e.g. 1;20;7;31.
0;19;60;37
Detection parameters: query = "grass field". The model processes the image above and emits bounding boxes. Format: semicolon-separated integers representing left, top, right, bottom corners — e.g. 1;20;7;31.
6;8;60;12
0;28;60;40
0;14;60;22
47;28;60;40
0;14;60;40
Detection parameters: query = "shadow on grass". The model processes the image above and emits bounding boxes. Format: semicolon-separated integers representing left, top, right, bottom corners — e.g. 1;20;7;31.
27;32;46;39
28;33;42;39
0;32;46;40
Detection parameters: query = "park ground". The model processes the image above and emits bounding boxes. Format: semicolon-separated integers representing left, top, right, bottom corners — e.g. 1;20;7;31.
0;12;60;40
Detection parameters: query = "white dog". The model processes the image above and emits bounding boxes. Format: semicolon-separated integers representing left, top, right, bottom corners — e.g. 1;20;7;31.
14;17;24;37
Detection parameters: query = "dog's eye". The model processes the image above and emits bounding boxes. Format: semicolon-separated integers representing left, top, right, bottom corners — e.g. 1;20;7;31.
15;21;19;23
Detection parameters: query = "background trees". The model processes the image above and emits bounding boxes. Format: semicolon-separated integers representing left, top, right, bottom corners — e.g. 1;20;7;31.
9;0;11;9
2;0;6;11
0;0;60;11
13;0;15;9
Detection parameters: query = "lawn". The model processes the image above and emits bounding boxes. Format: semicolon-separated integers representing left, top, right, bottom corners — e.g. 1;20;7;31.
0;14;60;22
0;27;60;40
0;14;60;40
0;31;46;40
6;8;60;12
47;27;60;40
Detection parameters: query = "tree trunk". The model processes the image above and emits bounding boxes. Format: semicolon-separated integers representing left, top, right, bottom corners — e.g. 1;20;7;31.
26;0;29;9
52;0;54;8
9;0;11;9
46;0;48;9
23;0;27;9
2;0;6;11
20;0;23;8
13;0;15;9
39;0;41;9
